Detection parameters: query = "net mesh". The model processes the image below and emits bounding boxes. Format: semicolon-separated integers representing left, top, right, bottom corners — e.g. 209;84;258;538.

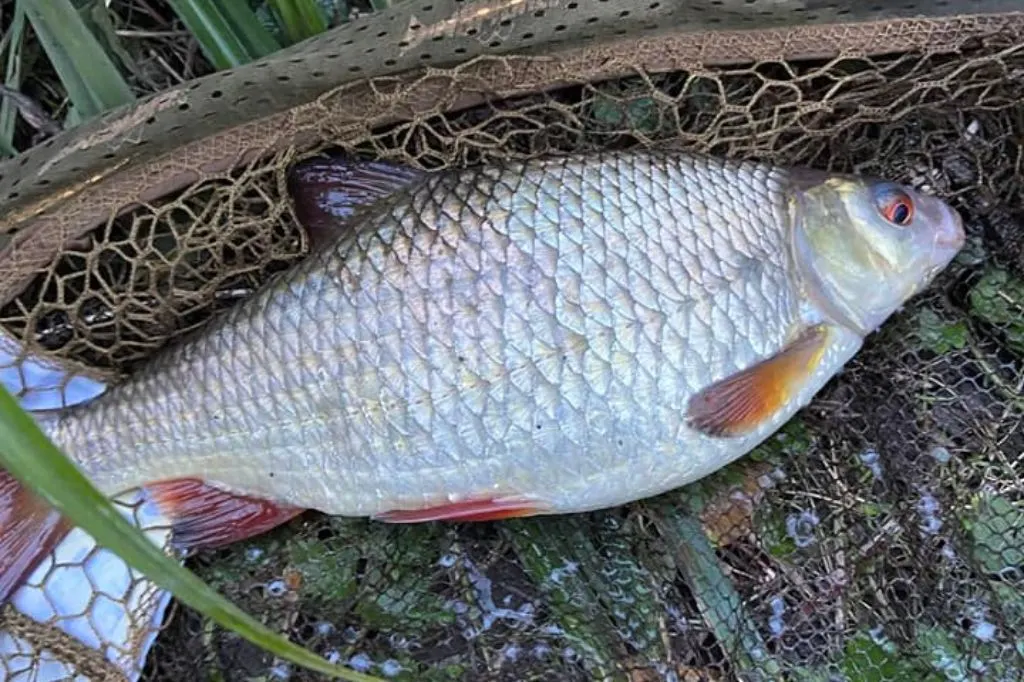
1;4;1023;682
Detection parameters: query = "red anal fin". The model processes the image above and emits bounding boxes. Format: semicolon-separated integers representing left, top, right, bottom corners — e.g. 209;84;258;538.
0;469;71;603
147;479;304;551
374;496;546;524
686;324;830;438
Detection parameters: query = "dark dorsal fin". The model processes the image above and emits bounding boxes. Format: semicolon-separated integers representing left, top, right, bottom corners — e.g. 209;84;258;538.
288;156;426;248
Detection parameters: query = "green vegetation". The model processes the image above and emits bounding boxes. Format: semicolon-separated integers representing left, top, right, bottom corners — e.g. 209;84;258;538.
964;492;1024;576
968;267;1024;355
22;0;135;122
164;0;281;68
916;308;969;355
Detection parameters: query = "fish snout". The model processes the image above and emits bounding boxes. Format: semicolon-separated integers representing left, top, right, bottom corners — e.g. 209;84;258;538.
936;207;966;250
925;200;966;269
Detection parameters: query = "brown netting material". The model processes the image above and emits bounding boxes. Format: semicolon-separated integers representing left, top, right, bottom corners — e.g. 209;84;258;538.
0;607;126;680
2;6;1024;682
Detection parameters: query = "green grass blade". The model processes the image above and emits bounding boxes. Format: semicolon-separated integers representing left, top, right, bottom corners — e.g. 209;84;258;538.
79;0;148;82
165;0;280;70
0;385;384;682
269;0;329;44
218;0;282;56
653;501;783;677
0;4;27;156
21;0;135;121
164;0;259;69
505;517;626;679
589;517;666;662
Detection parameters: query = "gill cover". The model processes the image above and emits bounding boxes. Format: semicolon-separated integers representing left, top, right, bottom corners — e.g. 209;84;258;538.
788;172;965;335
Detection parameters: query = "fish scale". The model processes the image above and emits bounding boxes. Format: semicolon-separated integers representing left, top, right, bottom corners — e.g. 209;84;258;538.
40;151;824;517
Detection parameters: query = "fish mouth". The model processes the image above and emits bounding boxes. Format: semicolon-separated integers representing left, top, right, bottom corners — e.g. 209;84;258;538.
928;207;966;272
936;208;966;250
904;207;966;303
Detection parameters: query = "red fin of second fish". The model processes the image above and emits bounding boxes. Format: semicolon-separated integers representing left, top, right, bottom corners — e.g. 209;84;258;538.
0;468;71;603
374;496;546;523
147;478;305;550
686;324;830;438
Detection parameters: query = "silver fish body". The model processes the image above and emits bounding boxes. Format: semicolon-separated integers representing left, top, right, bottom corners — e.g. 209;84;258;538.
40;150;958;518
1;148;965;681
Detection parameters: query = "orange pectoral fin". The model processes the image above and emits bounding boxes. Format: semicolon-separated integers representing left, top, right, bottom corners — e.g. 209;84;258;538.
0;469;71;604
686;324;830;438
147;478;305;551
374;496;547;523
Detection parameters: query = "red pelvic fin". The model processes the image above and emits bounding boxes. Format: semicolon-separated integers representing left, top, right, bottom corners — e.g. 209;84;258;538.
374;496;546;524
147;478;304;551
0;468;71;603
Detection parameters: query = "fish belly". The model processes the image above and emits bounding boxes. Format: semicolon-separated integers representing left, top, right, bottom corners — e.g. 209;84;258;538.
46;151;852;516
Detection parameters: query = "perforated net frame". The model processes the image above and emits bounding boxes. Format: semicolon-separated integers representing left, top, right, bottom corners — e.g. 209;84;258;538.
1;1;1023;681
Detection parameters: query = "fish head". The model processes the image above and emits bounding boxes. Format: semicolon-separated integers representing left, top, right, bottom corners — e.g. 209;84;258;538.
790;170;965;335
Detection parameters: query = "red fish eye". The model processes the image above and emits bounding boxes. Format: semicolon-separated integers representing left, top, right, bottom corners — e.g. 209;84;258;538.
877;188;915;226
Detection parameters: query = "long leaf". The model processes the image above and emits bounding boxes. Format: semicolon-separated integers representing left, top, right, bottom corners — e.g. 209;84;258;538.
218;0;281;56
653;500;783;677
0;385;384;682
269;0;329;44
0;4;27;156
166;0;280;69
80;0;149;84
505;517;629;679
21;0;135;121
